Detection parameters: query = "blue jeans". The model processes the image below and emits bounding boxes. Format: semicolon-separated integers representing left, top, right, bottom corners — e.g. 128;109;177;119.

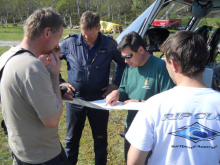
65;103;109;165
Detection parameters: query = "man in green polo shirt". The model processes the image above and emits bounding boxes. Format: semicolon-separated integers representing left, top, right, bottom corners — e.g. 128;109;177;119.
106;32;175;164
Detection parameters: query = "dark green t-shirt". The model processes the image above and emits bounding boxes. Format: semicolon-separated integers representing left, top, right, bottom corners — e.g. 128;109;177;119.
118;55;175;126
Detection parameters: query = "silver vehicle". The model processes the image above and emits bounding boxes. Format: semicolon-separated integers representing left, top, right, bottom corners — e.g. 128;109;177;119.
116;0;220;91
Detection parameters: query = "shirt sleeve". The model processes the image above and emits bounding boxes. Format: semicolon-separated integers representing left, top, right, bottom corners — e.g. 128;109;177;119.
59;40;67;84
125;101;155;151
22;64;60;120
111;42;126;86
118;65;129;101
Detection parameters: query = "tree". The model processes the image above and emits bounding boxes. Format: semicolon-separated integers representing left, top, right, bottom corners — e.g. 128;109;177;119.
57;0;77;27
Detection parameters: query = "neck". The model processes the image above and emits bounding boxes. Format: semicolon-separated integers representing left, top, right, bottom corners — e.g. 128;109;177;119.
140;51;150;66
18;36;43;57
85;41;94;48
175;73;207;88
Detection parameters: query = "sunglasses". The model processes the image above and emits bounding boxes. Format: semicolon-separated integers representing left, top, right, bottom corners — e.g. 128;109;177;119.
121;51;136;59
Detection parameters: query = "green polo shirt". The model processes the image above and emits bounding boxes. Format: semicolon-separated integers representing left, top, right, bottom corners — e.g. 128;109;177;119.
118;55;175;126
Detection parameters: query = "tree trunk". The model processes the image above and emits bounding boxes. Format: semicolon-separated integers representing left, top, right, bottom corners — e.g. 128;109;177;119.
13;16;16;25
117;1;121;23
96;0;99;12
69;14;72;28
108;5;110;19
111;5;113;21
124;10;127;25
3;17;8;26
1;17;5;28
77;0;80;18
135;3;137;18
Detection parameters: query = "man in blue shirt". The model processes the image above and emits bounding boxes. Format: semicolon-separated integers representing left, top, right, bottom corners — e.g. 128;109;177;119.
59;11;126;165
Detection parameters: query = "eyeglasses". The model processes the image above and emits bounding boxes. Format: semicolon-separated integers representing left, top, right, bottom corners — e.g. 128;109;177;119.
121;51;136;59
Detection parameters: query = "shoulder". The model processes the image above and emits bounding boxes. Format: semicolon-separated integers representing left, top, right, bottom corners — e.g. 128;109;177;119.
101;33;117;44
63;33;78;40
143;88;173;111
60;33;79;44
59;33;80;49
151;55;165;65
149;55;167;71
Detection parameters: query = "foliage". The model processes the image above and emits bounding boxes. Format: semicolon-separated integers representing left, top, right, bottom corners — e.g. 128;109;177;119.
0;0;157;27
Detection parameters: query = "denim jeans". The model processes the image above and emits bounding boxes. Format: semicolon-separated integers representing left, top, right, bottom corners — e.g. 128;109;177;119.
65;102;109;165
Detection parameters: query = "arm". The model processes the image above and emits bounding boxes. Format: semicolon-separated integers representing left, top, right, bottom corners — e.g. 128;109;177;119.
127;145;149;165
117;65;129;101
123;99;145;104
102;42;126;97
41;52;63;128
58;40;75;97
102;83;118;98
58;40;68;84
111;43;126;87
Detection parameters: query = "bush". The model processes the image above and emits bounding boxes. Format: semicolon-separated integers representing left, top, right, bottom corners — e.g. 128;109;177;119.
216;22;220;28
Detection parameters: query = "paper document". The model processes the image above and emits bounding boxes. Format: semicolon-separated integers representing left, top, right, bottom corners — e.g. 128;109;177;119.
67;99;143;111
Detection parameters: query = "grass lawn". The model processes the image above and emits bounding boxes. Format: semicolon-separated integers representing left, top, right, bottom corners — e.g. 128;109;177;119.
0;24;119;41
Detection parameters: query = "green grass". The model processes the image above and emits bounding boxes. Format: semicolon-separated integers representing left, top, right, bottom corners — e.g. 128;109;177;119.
0;47;10;56
199;17;220;29
0;24;118;42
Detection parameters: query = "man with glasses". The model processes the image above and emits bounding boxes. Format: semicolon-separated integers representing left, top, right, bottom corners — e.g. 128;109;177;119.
106;32;174;164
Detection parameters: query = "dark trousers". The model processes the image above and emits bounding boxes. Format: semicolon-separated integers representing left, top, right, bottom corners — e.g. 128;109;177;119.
124;111;152;165
65;103;109;165
12;145;69;165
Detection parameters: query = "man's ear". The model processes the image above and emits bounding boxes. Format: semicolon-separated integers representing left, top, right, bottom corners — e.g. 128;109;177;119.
170;60;179;72
139;46;145;54
97;25;101;32
44;27;50;38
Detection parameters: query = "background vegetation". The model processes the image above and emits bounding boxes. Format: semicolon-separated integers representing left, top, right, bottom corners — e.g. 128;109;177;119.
0;0;158;29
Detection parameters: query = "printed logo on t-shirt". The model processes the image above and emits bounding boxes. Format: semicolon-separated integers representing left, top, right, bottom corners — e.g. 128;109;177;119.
169;122;220;143
142;79;151;89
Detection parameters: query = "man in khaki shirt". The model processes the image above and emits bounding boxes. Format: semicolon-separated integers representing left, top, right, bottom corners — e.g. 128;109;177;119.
0;7;68;164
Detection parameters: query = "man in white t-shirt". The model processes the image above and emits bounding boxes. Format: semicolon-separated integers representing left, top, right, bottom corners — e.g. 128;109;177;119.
126;30;220;165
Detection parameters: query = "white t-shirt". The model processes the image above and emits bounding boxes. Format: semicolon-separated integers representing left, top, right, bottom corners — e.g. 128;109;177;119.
126;86;220;165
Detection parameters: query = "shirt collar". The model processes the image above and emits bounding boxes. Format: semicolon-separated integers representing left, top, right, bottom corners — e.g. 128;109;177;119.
79;32;101;48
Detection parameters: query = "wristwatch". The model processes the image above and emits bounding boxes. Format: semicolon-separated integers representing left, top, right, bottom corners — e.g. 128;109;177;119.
138;99;142;102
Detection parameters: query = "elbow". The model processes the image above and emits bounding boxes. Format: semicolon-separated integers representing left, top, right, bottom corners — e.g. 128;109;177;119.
42;107;62;128
44;120;59;128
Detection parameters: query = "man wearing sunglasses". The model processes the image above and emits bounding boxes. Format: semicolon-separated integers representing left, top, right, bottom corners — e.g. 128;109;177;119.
106;32;175;164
